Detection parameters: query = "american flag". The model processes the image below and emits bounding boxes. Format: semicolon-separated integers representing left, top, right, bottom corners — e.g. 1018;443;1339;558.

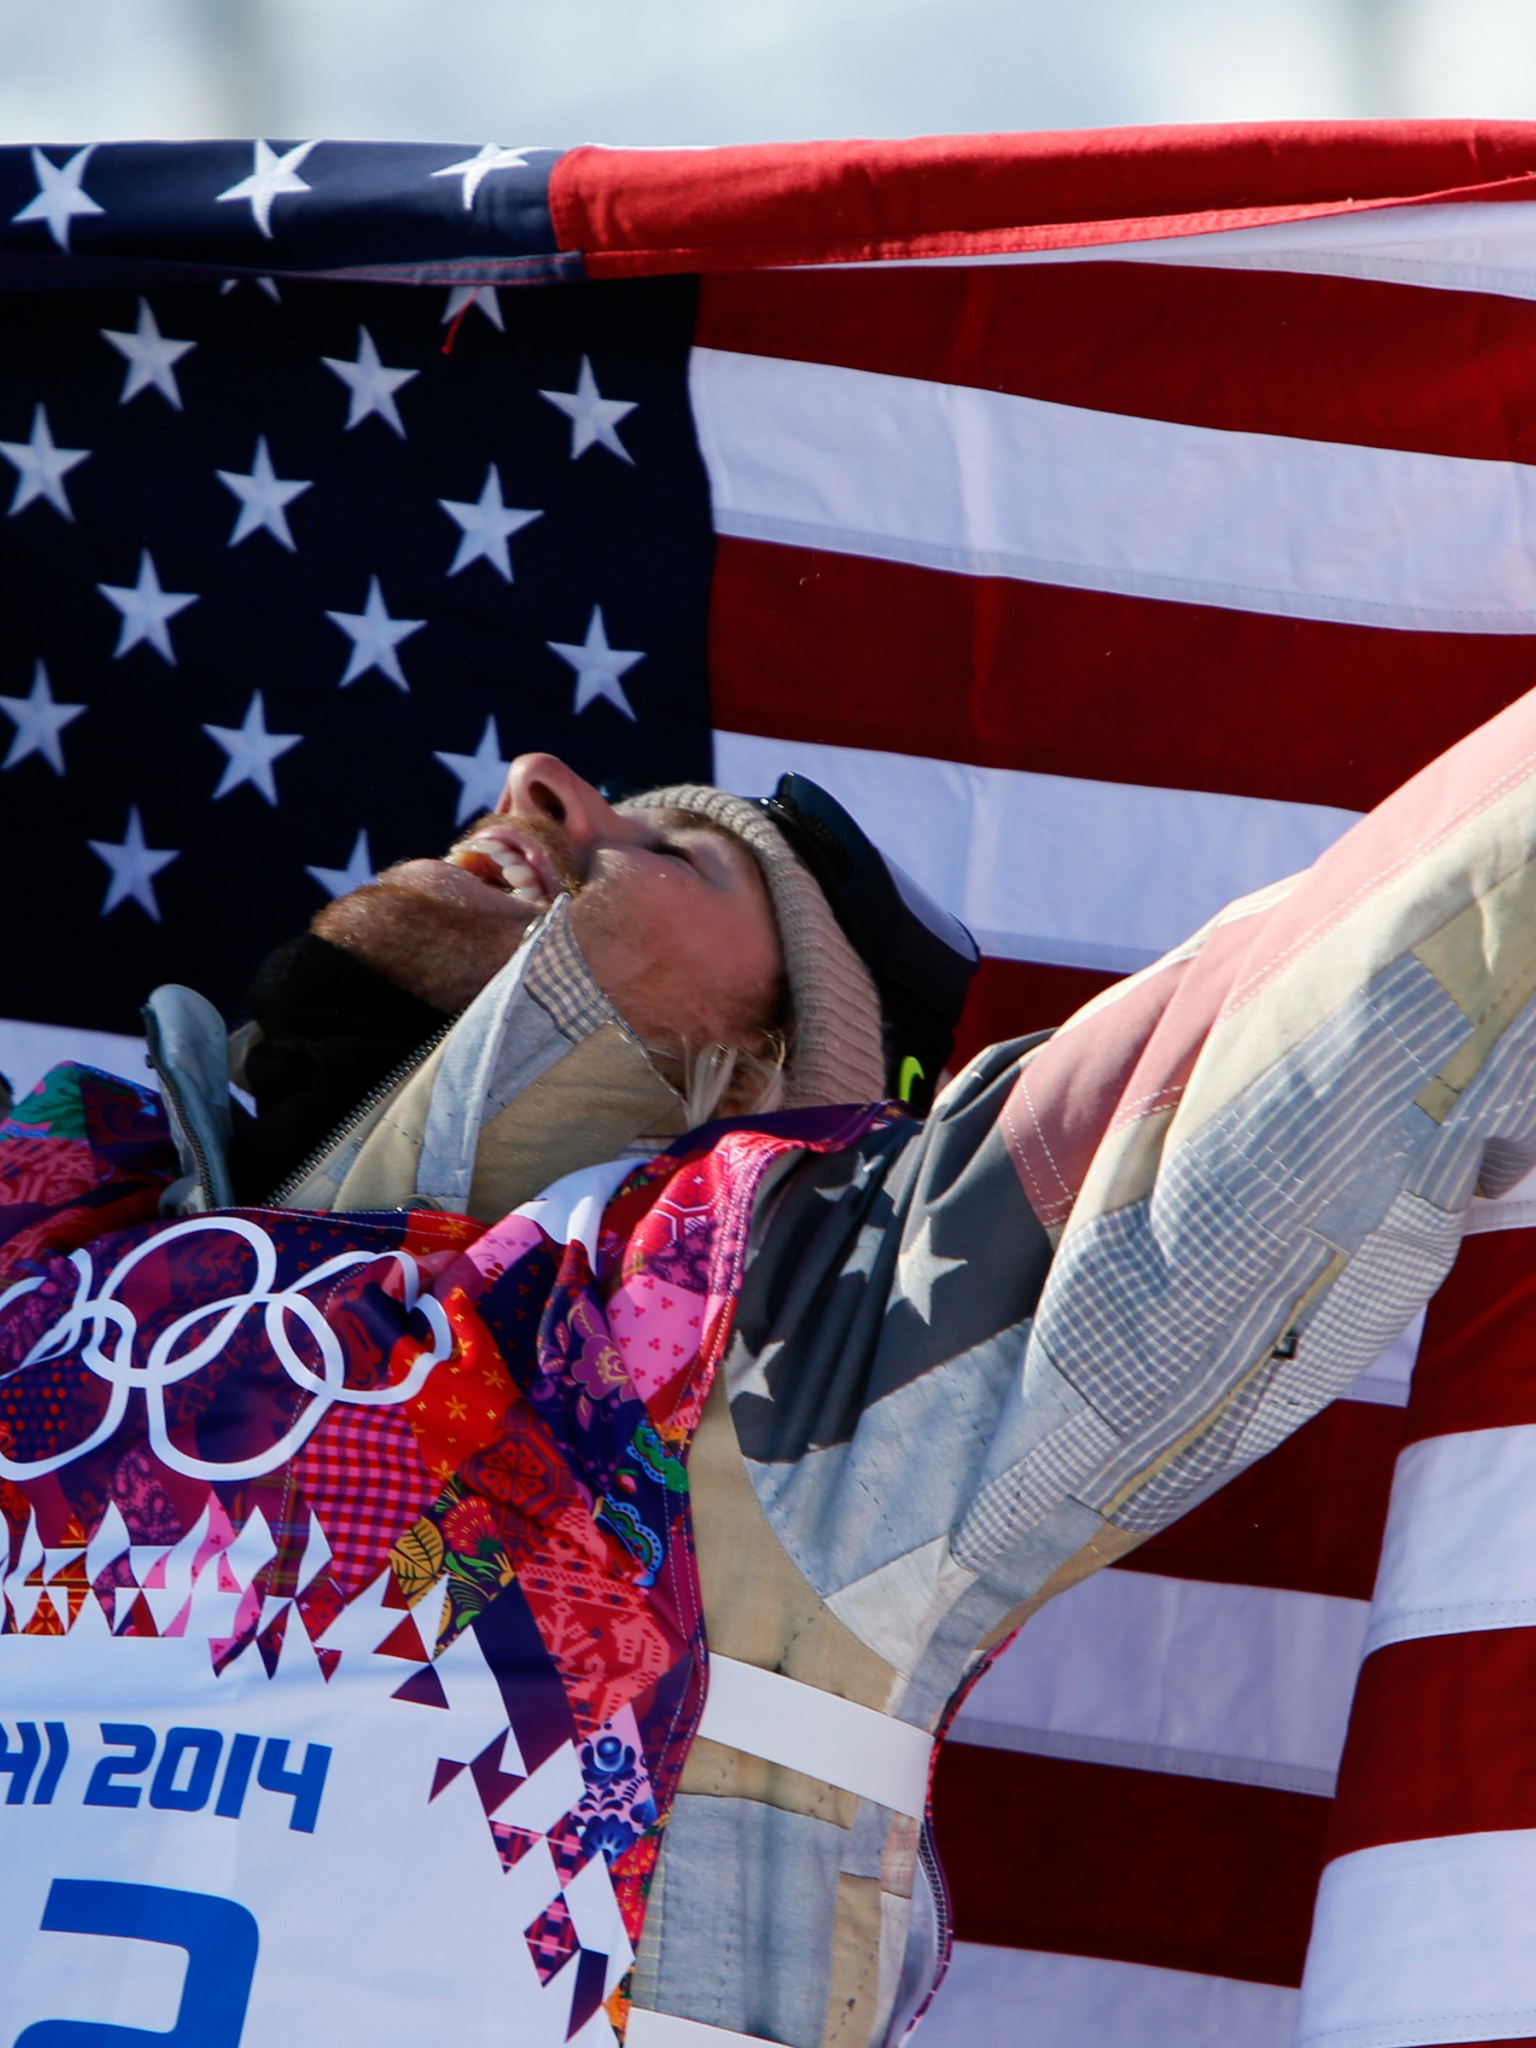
7;121;1536;2048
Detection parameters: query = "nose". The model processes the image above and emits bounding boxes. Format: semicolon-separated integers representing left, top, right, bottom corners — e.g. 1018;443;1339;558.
497;752;634;849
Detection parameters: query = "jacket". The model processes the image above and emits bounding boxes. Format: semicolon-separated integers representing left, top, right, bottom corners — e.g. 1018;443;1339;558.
9;679;1536;2048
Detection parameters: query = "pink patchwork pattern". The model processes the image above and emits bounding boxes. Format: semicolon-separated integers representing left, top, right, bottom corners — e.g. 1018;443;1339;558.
461;1212;550;1287
290;1406;433;1596
607;1272;705;1404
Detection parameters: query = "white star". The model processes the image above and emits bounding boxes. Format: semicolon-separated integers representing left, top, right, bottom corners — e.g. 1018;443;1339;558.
431;144;534;209
203;690;302;804
215;138;319;240
326;576;425;691
0;405;89;519
307;829;376;900
540;357;637;464
441;284;503;332
217;435;312;550
98;550;198;665
88;806;179;920
730;1333;785;1405
438;465;541;581
12;144;104;252
547;605;644;721
101;298;196;409
896;1216;966;1325
220;275;281;301
0;660;85;774
434;714;510;826
322;326;418;437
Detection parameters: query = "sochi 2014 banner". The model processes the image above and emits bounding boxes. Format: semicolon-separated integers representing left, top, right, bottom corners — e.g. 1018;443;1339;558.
7;122;1536;2048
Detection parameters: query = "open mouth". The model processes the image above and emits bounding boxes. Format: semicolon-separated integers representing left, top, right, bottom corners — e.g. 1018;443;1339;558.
444;825;562;913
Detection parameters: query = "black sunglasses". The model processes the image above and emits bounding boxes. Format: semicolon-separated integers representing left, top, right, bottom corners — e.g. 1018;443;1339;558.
757;773;979;1113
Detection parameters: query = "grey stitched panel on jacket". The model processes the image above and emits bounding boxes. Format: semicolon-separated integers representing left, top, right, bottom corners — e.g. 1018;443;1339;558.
634;1794;843;2048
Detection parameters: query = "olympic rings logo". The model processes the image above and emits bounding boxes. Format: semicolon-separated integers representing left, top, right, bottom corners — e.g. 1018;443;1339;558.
0;1216;453;1482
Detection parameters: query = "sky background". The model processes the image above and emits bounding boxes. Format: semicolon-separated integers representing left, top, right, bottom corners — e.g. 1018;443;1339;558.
2;0;1536;149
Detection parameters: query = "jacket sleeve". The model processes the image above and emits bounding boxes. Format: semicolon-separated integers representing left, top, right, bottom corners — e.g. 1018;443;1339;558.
722;678;1536;1730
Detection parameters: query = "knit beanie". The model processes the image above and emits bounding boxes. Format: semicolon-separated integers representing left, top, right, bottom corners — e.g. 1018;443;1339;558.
621;784;887;1109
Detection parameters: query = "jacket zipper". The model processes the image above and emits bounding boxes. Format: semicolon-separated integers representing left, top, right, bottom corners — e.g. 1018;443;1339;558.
266;1016;456;1209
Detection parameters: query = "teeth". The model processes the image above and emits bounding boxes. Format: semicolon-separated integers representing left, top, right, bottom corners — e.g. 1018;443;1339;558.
447;840;553;908
482;849;537;888
454;839;538;884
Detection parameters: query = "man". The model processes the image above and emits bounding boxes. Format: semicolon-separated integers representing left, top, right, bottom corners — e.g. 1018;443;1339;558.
6;695;1536;2048
222;753;891;1217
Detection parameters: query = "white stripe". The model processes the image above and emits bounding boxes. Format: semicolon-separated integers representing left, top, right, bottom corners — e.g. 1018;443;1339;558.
0;1017;147;1106
693;345;1536;634
1298;1830;1536;2047
952;1568;1366;1793
920;1942;1298;2048
695;1653;932;1817
714;731;1358;974
626;2014;771;2048
949;1717;1338;1798
823;199;1536;306
1366;1423;1536;1655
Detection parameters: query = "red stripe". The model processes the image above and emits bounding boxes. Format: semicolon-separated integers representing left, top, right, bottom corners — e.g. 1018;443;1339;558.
552;123;1536;273
1403;1227;1536;1448
699;261;1536;464
932;1743;1327;1986
1118;1397;1405;1602
709;538;1536;812
950;959;1121;1074
1329;1629;1536;1858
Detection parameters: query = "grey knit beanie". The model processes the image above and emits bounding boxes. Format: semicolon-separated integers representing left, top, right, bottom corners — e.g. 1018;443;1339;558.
620;784;887;1109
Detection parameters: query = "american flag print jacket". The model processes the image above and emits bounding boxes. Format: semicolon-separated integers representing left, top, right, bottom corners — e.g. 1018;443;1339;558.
9;675;1536;2048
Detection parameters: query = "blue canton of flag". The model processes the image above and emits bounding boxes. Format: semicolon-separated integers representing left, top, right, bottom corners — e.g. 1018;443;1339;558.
0;141;712;1038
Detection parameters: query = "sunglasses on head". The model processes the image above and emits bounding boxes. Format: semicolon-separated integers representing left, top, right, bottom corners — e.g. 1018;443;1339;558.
757;773;979;1114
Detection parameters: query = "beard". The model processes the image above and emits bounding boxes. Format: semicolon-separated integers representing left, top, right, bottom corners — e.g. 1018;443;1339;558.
310;811;583;1013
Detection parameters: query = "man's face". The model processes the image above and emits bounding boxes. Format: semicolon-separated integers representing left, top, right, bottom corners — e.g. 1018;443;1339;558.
311;753;786;1056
